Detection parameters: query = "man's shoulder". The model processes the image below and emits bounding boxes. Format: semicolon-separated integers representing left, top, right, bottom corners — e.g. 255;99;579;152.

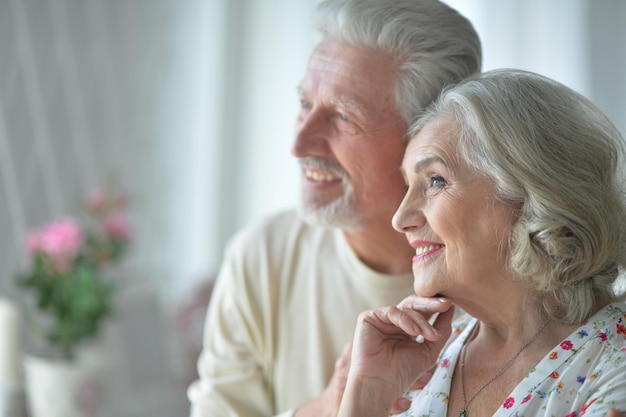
229;208;331;249
244;209;305;236
216;209;340;302
222;209;343;278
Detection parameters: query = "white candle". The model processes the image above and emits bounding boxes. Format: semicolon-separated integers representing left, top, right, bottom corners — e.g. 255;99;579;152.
0;298;21;385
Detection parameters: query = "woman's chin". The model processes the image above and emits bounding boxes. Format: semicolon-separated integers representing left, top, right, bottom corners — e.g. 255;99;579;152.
412;285;443;299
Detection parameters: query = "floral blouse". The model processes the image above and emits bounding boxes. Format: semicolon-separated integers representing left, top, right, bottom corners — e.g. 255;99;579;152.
394;302;626;417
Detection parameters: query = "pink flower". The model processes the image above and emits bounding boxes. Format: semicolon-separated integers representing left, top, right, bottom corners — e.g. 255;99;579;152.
503;396;515;409
26;218;83;258
580;397;598;416
25;218;84;273
39;218;83;258
560;340;574;350
102;213;131;241
565;412;576;417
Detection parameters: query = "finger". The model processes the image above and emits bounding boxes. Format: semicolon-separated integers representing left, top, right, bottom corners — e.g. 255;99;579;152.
401;304;454;343
368;306;439;340
335;341;352;370
414;312;440;343
396;295;452;314
411;369;434;389
396;296;452;342
341;340;353;357
329;342;353;395
390;396;411;414
389;368;434;414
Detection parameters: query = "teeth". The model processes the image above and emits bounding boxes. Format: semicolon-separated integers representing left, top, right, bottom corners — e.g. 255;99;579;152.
306;170;338;182
415;245;443;256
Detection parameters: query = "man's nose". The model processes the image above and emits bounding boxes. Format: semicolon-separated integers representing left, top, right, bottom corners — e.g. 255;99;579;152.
291;107;331;158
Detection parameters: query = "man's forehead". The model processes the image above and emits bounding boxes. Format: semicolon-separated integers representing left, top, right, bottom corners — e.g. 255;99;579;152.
299;41;398;106
307;38;396;78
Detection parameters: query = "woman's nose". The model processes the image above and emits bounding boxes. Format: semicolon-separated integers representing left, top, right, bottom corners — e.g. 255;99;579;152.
291;107;331;158
392;191;426;233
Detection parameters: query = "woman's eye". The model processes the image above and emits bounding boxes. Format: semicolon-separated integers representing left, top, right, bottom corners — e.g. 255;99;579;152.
428;175;447;188
339;112;349;121
300;99;311;109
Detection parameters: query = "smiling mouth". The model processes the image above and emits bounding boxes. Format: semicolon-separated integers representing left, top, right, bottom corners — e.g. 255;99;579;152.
412;244;444;262
414;244;444;256
305;169;340;182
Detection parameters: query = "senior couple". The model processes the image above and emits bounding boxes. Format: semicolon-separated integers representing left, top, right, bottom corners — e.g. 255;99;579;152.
188;0;626;416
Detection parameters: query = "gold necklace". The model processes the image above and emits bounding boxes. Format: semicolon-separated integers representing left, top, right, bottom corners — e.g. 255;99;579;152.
458;318;550;417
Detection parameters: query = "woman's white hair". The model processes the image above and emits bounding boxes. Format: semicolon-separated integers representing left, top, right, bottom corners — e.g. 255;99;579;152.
314;0;482;125
411;69;626;324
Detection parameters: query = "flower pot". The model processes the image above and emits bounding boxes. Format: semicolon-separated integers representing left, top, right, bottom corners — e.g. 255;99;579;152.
22;354;101;417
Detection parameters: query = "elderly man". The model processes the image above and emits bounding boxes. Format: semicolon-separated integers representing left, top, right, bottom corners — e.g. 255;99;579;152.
187;0;481;416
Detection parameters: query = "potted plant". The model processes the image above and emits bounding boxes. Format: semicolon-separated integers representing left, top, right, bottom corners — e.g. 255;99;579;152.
16;186;131;417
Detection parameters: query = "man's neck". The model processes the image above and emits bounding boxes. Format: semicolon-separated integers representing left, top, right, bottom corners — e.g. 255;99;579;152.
343;227;413;275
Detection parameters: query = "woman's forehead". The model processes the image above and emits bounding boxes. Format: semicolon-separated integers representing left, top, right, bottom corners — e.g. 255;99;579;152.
406;118;460;161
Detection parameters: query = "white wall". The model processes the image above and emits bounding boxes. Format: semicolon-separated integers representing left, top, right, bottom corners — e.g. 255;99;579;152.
218;0;317;235
444;0;625;134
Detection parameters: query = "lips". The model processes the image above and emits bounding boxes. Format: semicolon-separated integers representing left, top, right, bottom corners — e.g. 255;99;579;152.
414;244;444;256
411;243;444;262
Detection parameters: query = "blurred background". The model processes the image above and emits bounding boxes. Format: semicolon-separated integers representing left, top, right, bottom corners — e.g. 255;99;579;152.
0;0;625;416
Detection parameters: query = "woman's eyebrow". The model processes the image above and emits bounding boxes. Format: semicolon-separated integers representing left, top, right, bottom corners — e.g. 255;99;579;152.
412;155;445;173
399;155;446;179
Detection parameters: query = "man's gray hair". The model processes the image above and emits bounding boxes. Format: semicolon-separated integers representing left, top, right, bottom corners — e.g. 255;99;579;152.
314;0;482;125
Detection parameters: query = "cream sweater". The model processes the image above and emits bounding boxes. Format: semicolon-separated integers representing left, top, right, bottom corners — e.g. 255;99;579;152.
188;209;414;417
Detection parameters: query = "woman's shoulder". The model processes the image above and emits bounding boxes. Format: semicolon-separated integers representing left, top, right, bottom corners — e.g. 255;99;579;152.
588;302;626;351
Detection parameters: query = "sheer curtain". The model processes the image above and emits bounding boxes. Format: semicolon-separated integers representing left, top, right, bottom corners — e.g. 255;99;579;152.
0;0;225;305
0;1;226;413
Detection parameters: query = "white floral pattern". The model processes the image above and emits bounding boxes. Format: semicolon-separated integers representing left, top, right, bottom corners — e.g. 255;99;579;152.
394;303;626;417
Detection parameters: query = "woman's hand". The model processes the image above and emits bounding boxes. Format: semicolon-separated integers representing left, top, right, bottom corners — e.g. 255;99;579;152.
390;368;435;414
338;296;454;417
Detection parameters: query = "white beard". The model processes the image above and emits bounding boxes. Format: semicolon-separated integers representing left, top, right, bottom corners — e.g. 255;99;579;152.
296;157;364;232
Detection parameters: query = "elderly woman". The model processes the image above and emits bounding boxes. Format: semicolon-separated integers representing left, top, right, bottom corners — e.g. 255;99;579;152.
337;69;626;417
